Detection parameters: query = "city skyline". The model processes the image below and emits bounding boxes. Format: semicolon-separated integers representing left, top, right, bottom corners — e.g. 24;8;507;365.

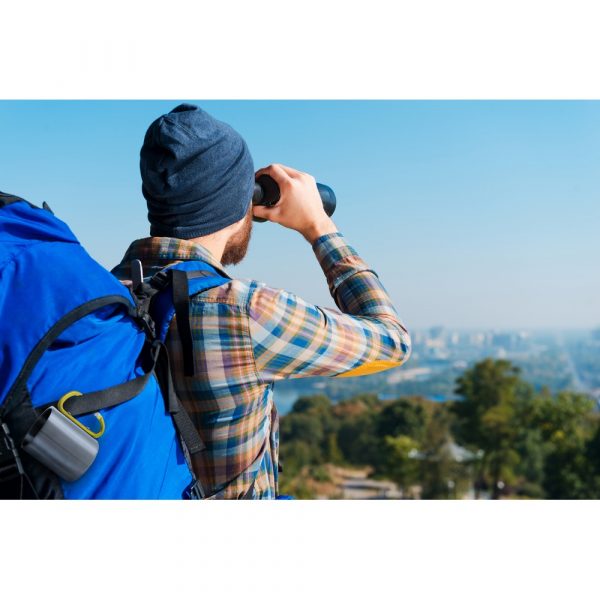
0;100;598;329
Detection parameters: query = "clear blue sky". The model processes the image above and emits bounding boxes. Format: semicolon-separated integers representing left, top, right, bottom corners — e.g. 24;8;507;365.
1;101;598;329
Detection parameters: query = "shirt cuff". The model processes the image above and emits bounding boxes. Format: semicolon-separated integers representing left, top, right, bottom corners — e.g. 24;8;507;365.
312;232;360;271
313;231;378;297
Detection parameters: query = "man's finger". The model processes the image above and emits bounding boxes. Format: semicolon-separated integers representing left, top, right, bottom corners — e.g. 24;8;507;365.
252;203;280;222
255;163;305;184
255;163;290;186
275;164;305;179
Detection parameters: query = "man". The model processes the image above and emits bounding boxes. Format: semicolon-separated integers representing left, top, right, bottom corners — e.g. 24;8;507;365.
112;103;411;499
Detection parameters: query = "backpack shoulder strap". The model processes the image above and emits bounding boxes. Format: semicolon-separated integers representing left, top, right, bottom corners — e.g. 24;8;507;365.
149;261;230;377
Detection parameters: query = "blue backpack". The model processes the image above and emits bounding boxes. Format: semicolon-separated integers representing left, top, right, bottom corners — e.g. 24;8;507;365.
0;192;227;499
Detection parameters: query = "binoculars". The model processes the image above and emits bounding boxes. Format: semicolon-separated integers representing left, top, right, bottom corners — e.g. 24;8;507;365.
252;174;336;223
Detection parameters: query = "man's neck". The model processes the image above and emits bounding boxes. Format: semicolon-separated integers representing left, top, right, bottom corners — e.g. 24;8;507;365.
186;233;227;264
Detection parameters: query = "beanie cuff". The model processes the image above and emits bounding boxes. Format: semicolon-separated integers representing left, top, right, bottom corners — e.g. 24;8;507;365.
149;197;250;240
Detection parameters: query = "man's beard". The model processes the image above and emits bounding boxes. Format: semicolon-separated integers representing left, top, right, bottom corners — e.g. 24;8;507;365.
221;209;253;266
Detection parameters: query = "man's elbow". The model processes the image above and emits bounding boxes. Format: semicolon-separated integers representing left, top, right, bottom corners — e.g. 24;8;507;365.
334;322;410;379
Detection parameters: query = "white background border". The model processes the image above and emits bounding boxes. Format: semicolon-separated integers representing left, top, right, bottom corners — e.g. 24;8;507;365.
1;0;600;99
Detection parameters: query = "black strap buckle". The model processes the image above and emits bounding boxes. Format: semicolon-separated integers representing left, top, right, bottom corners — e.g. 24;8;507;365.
185;478;205;500
135;308;156;338
0;421;25;484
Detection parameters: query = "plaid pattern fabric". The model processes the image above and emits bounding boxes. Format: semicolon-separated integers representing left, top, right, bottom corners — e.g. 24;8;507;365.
112;232;410;499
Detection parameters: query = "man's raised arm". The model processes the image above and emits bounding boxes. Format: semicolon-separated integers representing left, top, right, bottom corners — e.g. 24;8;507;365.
249;164;411;382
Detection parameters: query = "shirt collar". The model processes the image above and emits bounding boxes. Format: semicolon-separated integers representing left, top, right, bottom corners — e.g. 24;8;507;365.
114;236;233;278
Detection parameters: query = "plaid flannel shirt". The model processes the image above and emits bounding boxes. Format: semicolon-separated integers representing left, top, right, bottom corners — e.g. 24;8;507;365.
112;232;411;499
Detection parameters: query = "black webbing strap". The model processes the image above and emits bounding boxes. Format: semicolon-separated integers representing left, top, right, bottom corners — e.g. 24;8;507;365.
130;267;208;455
153;340;205;454
63;384;149;417
0;193;52;213
53;340;206;455
0;192;28;208
184;270;218;279
61;342;161;417
241;482;256;499
171;269;195;377
186;479;206;499
1;295;135;419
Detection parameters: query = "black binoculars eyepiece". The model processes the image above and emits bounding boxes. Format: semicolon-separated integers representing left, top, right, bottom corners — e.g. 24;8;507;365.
252;174;336;223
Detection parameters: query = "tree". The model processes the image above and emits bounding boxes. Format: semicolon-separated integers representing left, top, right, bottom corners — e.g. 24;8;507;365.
291;394;333;417
325;433;344;464
452;359;527;498
376;398;427;441
280;394;339;466
419;403;471;499
512;428;547;497
381;435;420;495
535;391;597;499
585;421;600;496
336;412;379;465
334;395;381;466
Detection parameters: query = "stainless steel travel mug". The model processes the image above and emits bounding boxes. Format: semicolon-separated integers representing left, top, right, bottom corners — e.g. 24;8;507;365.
21;406;99;482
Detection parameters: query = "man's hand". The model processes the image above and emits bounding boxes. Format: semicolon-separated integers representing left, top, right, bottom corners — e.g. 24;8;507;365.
253;164;338;244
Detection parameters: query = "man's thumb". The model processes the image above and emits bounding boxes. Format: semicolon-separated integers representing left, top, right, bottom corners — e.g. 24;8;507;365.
252;204;273;221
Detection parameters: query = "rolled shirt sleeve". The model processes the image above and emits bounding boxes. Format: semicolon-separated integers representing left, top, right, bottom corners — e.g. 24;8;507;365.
249;232;411;381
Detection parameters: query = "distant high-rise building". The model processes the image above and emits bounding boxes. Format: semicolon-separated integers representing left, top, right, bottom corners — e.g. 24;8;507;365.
429;326;445;340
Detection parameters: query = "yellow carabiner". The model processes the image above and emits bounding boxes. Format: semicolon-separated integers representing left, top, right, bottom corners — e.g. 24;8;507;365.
57;391;105;439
